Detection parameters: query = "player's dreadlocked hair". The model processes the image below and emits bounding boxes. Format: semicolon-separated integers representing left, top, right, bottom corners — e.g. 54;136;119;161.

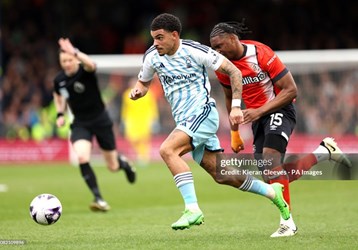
151;13;182;35
210;19;251;39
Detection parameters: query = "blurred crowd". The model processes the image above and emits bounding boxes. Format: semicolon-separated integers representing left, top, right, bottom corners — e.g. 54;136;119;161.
294;70;358;135
1;0;357;140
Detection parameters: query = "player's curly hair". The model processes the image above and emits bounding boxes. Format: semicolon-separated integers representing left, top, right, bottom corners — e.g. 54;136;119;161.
151;13;182;35
210;19;251;39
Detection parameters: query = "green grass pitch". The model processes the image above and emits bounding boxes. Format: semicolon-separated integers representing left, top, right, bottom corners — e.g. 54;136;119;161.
0;161;357;249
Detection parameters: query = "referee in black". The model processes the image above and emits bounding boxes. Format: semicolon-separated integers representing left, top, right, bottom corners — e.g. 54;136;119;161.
53;38;136;212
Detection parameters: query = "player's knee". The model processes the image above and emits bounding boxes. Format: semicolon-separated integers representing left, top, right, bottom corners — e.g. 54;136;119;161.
159;144;172;160
107;162;119;172
104;155;119;172
77;154;90;164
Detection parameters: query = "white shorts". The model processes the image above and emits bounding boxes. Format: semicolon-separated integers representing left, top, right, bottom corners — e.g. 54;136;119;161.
176;102;223;164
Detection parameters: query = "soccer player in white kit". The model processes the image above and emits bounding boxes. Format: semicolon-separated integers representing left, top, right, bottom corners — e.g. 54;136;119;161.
130;13;290;233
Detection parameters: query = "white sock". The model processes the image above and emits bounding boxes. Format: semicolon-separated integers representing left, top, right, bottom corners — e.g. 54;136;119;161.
185;203;201;212
313;145;330;162
174;172;201;212
281;214;297;229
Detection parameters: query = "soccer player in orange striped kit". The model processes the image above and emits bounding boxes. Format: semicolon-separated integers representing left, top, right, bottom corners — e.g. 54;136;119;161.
210;20;351;237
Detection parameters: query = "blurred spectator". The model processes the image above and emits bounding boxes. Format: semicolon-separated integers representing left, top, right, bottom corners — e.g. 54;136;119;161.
294;70;358;135
1;0;357;140
121;77;160;165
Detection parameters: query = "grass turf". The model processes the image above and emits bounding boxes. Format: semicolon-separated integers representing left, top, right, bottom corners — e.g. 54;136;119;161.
0;162;357;249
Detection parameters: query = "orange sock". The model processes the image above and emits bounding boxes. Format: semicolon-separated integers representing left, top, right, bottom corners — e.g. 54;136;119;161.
283;153;318;182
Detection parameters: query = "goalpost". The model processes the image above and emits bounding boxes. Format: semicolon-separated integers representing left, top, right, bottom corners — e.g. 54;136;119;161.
91;49;358;75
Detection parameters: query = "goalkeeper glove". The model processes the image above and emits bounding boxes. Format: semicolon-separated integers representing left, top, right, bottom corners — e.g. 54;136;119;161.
231;130;244;153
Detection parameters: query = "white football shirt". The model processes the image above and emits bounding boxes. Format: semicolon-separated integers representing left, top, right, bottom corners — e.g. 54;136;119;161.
138;39;224;123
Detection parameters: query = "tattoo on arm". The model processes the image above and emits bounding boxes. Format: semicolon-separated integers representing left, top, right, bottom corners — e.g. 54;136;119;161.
218;59;242;99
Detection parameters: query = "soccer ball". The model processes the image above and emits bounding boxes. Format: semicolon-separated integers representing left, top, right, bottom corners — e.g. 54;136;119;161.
29;193;62;225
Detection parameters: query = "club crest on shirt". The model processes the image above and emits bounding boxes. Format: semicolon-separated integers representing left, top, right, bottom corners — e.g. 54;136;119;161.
249;63;261;73
74;82;85;93
185;56;192;68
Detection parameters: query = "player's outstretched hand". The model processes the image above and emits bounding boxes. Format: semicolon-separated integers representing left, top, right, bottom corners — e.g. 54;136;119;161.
129;88;143;100
129;81;149;100
58;38;76;56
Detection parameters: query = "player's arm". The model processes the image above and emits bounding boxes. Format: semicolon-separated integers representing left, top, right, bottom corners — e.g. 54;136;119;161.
260;71;297;114
129;80;151;100
242;71;297;124
221;84;245;152
53;92;67;127
73;49;96;72
221;86;238;130
216;58;243;126
58;38;96;72
132;50;156;100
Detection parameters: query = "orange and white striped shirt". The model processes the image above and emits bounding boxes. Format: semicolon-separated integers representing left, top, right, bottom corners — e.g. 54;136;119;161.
215;40;289;109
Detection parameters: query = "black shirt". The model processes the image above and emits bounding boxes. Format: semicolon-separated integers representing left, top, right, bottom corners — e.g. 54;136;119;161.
53;65;105;121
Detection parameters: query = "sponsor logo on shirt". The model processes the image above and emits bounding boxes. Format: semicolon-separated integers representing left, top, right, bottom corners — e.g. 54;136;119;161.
160;73;197;85
242;71;267;85
267;54;277;66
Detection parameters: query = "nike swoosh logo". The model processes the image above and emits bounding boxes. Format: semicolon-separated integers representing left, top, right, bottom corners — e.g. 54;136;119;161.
328;144;336;152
